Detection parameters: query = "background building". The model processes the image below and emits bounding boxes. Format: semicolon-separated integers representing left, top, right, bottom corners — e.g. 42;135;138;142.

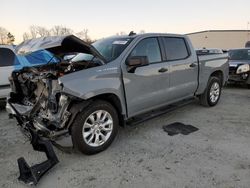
186;30;250;49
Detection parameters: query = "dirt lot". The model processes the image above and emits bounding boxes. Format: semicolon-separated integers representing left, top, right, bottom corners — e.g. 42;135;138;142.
0;86;250;188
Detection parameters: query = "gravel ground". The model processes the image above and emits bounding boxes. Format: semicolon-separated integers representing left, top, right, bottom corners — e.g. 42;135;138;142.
0;86;250;188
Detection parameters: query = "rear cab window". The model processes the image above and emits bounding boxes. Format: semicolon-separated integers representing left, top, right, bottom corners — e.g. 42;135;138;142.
162;37;189;61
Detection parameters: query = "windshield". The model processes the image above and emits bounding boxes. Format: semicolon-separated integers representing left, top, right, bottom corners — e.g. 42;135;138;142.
71;37;133;63
229;49;250;60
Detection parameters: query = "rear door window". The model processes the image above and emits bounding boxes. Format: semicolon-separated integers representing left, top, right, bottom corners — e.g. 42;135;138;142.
163;37;189;61
0;48;17;67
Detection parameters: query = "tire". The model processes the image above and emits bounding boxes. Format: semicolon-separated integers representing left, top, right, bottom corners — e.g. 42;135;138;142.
0;100;6;110
247;84;250;89
71;100;119;155
199;76;222;107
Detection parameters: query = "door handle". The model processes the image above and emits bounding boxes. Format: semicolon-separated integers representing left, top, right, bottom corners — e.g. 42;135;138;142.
158;67;168;73
189;63;197;68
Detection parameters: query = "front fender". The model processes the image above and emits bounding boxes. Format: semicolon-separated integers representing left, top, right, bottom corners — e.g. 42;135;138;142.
59;63;126;114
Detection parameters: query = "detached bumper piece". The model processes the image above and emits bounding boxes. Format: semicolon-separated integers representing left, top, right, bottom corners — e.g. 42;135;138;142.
17;130;59;185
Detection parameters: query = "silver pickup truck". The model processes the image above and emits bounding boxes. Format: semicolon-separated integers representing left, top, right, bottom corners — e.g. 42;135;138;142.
6;33;228;155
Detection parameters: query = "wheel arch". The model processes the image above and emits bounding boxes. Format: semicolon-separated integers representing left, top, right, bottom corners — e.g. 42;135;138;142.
90;93;125;126
210;70;224;85
196;69;224;96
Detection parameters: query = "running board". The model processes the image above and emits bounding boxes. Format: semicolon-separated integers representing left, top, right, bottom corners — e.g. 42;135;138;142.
126;98;195;126
17;130;59;185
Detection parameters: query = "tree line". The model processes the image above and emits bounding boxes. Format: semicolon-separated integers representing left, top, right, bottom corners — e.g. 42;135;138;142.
23;25;92;43
0;27;15;45
0;25;146;45
0;25;93;45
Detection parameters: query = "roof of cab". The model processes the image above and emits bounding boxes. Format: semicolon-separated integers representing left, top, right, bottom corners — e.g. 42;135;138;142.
105;33;186;40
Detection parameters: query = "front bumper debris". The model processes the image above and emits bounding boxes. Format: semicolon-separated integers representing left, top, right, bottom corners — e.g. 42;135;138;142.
6;100;59;185
17;129;59;185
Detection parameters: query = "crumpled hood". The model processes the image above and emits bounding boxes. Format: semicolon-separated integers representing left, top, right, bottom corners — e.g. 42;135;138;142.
15;35;106;63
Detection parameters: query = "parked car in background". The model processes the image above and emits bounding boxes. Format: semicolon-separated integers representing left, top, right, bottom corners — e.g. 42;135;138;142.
196;48;224;55
0;45;58;100
228;48;250;88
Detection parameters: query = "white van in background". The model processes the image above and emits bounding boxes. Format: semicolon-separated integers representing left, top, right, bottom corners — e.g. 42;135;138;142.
0;45;15;100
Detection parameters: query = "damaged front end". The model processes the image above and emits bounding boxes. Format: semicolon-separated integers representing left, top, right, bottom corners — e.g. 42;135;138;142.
8;67;73;139
6;35;105;185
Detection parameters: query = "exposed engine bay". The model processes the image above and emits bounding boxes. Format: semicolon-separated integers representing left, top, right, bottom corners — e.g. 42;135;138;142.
9;60;100;138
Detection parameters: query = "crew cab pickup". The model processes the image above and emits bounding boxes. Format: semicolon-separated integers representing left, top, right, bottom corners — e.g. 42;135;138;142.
6;33;229;155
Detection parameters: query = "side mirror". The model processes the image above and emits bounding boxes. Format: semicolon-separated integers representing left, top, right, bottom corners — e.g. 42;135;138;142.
126;56;149;67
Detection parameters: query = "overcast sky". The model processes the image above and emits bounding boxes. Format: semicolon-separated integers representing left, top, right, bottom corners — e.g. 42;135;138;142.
1;0;250;43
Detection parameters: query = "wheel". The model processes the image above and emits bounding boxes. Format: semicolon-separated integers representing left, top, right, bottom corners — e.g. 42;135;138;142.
71;100;119;155
199;76;222;106
247;84;250;89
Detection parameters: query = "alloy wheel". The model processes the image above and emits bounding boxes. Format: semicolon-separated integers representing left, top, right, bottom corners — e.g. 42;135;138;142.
209;82;220;103
82;110;113;147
